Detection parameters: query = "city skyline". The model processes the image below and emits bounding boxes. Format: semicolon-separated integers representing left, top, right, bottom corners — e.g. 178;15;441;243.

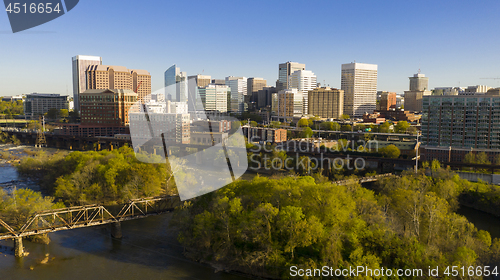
2;0;500;96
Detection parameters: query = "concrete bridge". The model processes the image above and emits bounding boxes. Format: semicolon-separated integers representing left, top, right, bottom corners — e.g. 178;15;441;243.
0;195;179;257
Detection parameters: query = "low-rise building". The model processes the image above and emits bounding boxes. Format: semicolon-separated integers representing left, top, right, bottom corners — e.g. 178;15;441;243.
191;120;232;133
242;127;287;143
379;109;421;123
363;112;385;124
24;93;69;119
129;112;190;144
191;132;228;145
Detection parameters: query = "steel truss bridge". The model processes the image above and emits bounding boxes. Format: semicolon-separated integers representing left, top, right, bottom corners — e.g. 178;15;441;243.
0;195;179;241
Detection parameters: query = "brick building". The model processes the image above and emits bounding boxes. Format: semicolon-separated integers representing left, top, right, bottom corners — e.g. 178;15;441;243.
242;127;287;143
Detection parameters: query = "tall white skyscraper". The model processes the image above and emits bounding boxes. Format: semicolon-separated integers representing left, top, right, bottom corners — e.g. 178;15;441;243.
278;61;305;91
225;76;247;113
289;70;317;115
341;62;378;117
72;55;102;112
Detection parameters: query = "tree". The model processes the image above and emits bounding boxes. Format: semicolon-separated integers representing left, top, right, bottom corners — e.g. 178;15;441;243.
269;121;281;128
46;108;59;120
341;114;350;120
297;118;309;127
464;152;475;164
301;127;313;138
379;122;392;133
379;144;400;158
59;109;69;118
394;121;410;133
407;126;418;135
69;110;79;123
475;152;490;165
340;124;352;131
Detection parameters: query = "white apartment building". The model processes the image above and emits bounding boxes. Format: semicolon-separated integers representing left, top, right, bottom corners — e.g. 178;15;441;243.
225;76;247;113
341;62;378;117
289;70;317;115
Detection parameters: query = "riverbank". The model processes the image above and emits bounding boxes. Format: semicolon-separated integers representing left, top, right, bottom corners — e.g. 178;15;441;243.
0;158;254;280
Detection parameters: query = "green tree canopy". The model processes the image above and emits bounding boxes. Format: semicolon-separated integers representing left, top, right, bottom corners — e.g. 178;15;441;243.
300;127;313;138
378;121;392;133
394;121;410;133
297;118;309;127
379;144;400;158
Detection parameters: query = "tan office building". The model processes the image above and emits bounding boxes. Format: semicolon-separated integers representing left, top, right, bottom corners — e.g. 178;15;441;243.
247;77;267;98
404;73;431;112
86;65;151;103
277;88;302;118
308;87;344;119
80;89;138;127
188;74;212;88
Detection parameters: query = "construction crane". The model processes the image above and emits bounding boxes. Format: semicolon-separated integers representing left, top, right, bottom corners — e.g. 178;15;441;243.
134;81;143;93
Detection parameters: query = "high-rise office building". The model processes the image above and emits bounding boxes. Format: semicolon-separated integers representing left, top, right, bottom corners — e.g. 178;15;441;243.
164;65;187;102
421;92;500;162
277;62;305;91
80;89;138;127
289;70;317;115
378;91;397;111
341;62;378;117
247;77;267;102
72;55;102;112
404;72;431;112
409;72;429;91
131;69;152;103
188;74;212;88
86;65;151;103
277;88;302;118
198;84;230;113
308;87;344;119
225;76;247;113
257;86;277;109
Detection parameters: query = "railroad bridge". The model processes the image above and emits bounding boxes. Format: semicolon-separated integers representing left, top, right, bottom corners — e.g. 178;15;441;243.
0;195;179;257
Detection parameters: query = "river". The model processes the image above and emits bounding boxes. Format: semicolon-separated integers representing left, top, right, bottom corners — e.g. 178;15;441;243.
0;151;252;280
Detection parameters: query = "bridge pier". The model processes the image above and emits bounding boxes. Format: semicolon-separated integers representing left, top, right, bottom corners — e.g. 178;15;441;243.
110;222;122;239
14;237;27;258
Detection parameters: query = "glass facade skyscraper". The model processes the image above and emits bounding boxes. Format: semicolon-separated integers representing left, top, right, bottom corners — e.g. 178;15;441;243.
164;65;187;102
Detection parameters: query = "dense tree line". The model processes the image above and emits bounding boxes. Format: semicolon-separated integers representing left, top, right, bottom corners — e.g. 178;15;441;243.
0;131;21;145
16;146;176;205
173;167;500;279
0;188;63;230
0;100;23;117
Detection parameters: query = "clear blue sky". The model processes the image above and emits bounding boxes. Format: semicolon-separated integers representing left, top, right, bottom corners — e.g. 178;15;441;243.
1;0;500;97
